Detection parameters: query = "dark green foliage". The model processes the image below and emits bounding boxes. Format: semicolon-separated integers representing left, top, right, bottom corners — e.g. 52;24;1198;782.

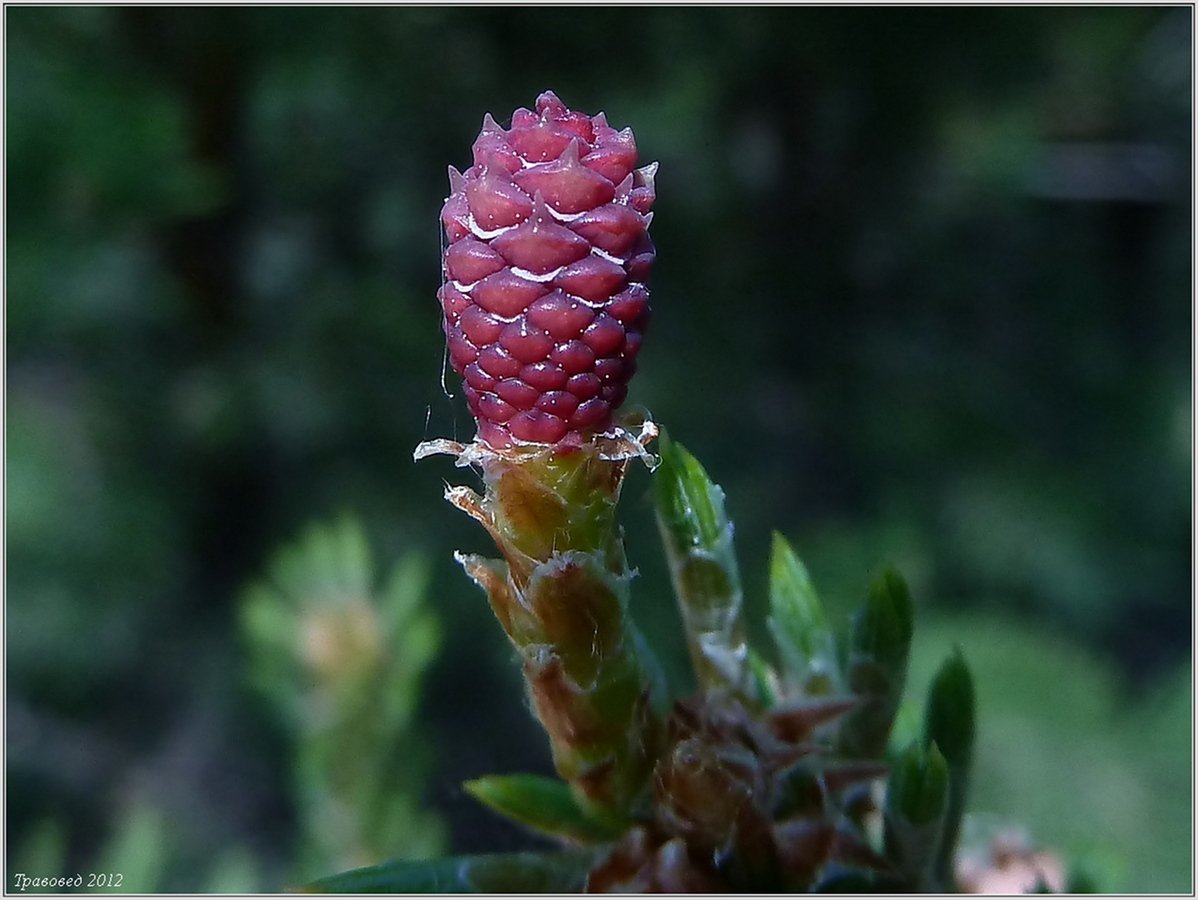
884;742;949;889
463;776;624;845
923;650;976;769
923;650;976;888
836;569;915;759
302;850;597;893
890;742;950;827
854;570;916;668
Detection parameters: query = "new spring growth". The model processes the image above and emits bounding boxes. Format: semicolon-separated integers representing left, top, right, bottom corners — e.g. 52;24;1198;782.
419;93;663;820
438;90;655;450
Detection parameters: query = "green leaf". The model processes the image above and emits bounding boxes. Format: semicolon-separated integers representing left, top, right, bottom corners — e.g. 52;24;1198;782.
747;648;779;708
654;431;726;550
301;850;598;893
889;740;949;826
923;649;976;888
836;567;915;760
653;432;749;696
883;741;949;889
923;648;975;770
768;532;839;694
464;774;624;844
853;567;915;667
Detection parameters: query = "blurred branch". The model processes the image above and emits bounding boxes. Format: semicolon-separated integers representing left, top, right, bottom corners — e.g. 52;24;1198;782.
240;514;446;877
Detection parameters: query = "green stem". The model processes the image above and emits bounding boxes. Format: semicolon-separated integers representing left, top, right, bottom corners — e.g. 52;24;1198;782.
418;422;663;819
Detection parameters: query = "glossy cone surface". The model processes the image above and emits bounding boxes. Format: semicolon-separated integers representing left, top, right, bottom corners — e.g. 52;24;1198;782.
440;91;655;449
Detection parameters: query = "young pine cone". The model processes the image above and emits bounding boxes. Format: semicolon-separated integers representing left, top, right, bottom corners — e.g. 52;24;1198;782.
439;91;655;449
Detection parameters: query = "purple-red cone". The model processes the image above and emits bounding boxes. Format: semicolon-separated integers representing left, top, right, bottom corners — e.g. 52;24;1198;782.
439;91;655;450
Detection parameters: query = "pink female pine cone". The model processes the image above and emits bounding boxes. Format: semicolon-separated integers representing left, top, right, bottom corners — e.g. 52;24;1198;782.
439;91;656;449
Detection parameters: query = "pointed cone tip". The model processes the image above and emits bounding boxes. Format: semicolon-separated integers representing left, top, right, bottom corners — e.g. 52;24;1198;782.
559;137;582;165
529;189;553;221
536;90;566;116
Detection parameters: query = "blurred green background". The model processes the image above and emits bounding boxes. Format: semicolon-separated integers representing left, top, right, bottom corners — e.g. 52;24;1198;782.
6;6;1191;893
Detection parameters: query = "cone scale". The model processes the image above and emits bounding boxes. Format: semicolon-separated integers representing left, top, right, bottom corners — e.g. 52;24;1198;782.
438;90;655;452
420;92;661;819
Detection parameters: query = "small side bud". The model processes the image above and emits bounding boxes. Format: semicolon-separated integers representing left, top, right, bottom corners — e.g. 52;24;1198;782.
883;741;950;890
653;432;750;697
767;532;840;696
923;648;975;773
836;567;915;761
923;648;976;888
889;741;950;825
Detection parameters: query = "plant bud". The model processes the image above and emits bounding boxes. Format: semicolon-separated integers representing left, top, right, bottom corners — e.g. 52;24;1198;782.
440;91;655;449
